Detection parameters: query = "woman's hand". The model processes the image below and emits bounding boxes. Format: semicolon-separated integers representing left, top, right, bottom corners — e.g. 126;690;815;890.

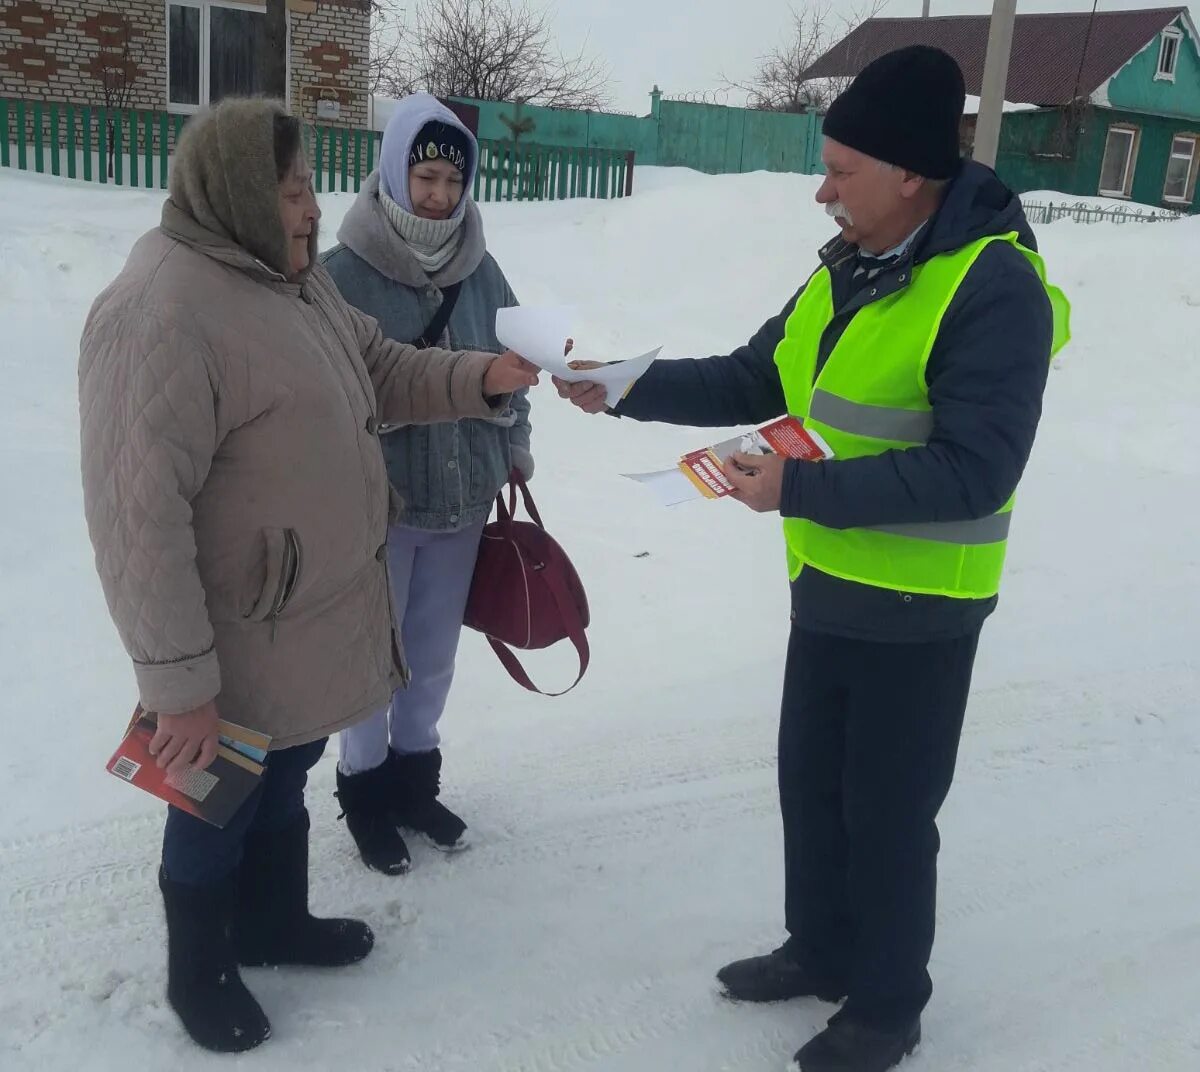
149;700;221;777
483;350;540;396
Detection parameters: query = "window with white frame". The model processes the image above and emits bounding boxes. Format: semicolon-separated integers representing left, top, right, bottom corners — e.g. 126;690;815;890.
1098;125;1139;197
167;1;286;112
1156;28;1182;81
1163;135;1198;203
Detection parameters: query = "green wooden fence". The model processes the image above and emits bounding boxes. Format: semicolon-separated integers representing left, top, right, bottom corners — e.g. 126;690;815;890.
0;97;635;201
452;94;826;177
472;141;633;201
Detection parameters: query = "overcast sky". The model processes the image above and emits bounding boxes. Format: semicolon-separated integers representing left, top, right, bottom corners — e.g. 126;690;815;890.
548;0;1200;114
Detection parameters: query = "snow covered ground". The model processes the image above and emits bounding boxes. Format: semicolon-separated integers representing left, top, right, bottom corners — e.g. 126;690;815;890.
1;165;1198;1071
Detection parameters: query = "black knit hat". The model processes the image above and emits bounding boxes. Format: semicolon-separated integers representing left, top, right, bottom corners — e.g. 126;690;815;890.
823;46;966;180
409;120;472;175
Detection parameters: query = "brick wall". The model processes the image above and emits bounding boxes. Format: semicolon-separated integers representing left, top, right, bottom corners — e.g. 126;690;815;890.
289;0;370;128
0;0;371;127
0;0;167;111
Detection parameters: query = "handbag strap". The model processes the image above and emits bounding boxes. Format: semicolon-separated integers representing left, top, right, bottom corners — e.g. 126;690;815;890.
493;471;543;529
487;556;590;696
412;281;463;349
486;474;587;696
488;630;589;696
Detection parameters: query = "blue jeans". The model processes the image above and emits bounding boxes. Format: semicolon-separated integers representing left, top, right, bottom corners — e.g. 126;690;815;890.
161;738;327;886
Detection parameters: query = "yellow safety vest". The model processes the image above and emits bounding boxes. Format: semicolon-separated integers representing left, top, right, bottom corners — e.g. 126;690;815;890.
773;232;1070;599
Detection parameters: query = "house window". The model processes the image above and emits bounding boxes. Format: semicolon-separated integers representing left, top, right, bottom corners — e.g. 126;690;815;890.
167;1;286;112
1156;28;1182;81
1163;135;1198;203
1098;125;1139;197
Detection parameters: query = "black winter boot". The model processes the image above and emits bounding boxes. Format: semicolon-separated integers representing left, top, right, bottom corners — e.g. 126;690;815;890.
159;868;271;1054
389;748;469;852
335;761;412;875
717;941;846;1004
235;812;375;968
792;1011;921;1072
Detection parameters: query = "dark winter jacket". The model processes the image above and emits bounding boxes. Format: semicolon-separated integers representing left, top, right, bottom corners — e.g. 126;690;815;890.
615;161;1056;642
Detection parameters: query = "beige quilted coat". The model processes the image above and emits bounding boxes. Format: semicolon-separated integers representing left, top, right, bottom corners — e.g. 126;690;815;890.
79;100;502;749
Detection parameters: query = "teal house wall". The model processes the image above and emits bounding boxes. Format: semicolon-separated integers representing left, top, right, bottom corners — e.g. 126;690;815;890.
1106;14;1200;120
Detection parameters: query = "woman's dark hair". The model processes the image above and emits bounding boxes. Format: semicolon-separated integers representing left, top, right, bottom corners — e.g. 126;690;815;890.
273;113;303;181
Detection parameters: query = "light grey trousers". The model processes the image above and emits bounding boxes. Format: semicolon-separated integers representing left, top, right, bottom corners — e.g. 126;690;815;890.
339;520;485;775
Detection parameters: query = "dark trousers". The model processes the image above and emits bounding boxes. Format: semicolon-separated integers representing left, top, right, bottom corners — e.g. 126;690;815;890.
162;738;327;887
780;625;980;1028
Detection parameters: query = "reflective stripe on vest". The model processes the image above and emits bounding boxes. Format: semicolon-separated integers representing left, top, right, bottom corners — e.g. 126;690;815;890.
809;388;934;444
774;232;1070;599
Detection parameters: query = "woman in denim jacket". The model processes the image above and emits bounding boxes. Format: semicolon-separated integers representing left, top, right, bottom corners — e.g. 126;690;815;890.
324;94;532;873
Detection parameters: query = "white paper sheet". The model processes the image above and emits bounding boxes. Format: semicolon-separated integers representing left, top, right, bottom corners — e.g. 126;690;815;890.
494;306;578;371
622;469;700;508
495;306;661;406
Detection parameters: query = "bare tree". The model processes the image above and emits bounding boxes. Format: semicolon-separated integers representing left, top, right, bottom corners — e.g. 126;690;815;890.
380;0;611;109
369;0;408;96
89;13;142;178
723;1;887;114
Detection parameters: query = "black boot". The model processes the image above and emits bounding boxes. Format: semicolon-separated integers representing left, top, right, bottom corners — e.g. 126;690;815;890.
717;941;846;1003
159;868;271;1054
335;761;412;875
793;1012;921;1072
235;812;375;968
389;748;469;852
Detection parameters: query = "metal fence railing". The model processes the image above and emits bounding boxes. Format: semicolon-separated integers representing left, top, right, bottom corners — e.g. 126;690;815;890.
1022;199;1188;225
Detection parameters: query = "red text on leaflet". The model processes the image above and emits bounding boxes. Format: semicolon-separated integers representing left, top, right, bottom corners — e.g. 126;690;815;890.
681;450;735;497
760;418;827;461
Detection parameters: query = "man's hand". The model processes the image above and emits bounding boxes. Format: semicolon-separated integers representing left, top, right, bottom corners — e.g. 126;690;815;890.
553;358;609;415
722;452;786;513
149;700;221;778
552;342;613;414
483;350;540;396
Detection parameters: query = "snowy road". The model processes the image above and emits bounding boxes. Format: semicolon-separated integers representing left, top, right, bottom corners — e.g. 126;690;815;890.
2;168;1198;1071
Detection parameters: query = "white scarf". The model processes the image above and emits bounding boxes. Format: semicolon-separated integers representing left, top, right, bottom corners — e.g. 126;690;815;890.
379;190;466;275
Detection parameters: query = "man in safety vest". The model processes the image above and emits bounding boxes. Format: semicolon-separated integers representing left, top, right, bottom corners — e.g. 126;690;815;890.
554;46;1069;1072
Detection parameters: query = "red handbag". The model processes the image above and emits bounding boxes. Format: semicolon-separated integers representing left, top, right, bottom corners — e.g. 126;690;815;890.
464;473;590;695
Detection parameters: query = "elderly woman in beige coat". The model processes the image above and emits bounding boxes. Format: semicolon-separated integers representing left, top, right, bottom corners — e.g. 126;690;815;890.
78;99;537;1054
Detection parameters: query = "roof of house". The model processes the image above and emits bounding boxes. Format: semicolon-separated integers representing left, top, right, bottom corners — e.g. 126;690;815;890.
803;8;1191;105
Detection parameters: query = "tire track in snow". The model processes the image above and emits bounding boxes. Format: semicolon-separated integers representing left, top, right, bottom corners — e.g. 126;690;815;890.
937;788;1200;927
700;1019;804;1072
459;660;1198;817
924;924;1200;1072
0;773;777;962
4;658;1193;961
2;661;1195;1069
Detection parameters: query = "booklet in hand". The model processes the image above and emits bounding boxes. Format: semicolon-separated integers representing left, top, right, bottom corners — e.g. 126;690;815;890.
106;706;272;828
625;416;834;507
680;416;833;499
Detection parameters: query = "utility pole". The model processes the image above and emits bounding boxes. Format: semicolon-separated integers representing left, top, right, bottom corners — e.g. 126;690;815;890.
973;0;1018;167
922;0;930;17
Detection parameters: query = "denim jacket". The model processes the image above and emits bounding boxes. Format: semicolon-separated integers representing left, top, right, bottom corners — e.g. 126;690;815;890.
323;173;532;531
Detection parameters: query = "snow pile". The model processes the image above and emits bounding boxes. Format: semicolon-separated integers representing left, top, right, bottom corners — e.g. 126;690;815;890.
962;94;1040;114
1020;188;1188;218
0;166;1197;1071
